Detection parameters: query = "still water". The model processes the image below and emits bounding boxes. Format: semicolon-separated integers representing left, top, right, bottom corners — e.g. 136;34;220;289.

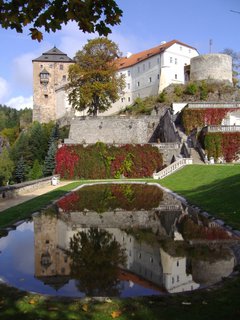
0;183;238;297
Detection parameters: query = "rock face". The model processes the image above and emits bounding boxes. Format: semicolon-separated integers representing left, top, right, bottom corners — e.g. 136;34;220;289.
190;54;233;85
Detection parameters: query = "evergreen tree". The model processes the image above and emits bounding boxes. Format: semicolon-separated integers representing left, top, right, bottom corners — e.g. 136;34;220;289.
15;156;26;183
43;142;57;176
10;130;31;164
0;147;14;186
27;159;43;180
28;121;48;164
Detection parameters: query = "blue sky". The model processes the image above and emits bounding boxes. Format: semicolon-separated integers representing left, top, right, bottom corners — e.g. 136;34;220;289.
0;0;239;110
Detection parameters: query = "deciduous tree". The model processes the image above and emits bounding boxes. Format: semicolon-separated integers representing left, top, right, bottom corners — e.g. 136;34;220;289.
222;48;240;86
0;0;122;41
68;37;125;116
0;147;14;186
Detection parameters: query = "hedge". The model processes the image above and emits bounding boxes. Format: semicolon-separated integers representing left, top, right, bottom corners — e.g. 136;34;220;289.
182;108;238;134
204;132;240;162
55;142;163;179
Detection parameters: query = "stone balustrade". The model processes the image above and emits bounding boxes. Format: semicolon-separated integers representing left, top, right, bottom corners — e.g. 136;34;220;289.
188;102;240;109
153;143;181;149
153;158;193;180
208;125;240;132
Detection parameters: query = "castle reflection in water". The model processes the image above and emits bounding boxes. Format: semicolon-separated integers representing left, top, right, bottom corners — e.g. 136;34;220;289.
33;183;236;295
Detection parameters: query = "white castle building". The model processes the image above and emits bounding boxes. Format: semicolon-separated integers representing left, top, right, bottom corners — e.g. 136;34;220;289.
32;40;199;123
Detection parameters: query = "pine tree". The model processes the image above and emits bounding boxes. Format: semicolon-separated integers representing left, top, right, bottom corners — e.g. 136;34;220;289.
43;142;57;176
27;159;43;180
15;156;26;183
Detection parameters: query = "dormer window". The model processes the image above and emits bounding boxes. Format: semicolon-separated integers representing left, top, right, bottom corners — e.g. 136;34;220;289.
39;68;50;84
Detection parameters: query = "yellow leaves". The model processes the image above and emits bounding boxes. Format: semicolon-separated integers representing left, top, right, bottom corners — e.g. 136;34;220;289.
111;310;122;318
28;299;36;305
82;303;88;312
29;28;43;42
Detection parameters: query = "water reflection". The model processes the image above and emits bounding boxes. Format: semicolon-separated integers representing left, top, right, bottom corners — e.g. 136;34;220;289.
0;183;238;297
68;228;126;296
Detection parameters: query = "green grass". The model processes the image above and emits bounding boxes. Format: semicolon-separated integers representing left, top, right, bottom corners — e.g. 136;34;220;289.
0;181;82;228
0;168;240;319
159;164;240;229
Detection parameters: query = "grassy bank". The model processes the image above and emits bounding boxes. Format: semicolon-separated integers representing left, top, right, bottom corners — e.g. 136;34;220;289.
160;164;240;230
0;181;82;228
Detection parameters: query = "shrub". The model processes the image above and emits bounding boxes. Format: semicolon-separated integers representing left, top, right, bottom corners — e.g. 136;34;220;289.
184;82;198;95
204;132;240;162
181;107;239;134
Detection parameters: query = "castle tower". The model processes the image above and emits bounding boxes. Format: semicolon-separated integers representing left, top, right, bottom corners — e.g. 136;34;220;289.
32;47;74;123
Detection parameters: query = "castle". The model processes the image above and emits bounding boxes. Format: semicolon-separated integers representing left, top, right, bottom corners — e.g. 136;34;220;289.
32;40;202;123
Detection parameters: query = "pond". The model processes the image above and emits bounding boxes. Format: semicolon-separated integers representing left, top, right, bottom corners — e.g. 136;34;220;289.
0;183;239;298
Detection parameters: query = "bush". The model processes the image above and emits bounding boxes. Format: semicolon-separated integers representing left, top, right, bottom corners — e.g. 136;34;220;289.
204;132;240;162
184;82;198;95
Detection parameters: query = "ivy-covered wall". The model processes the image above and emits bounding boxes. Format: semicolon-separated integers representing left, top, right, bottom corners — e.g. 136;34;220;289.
204;132;240;162
182;108;238;134
55;143;163;179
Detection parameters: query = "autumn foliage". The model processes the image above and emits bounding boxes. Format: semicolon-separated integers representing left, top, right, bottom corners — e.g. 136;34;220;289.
204;132;240;162
182;108;238;134
55;143;163;179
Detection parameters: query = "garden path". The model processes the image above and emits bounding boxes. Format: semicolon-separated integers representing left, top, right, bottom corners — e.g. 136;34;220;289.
0;180;73;212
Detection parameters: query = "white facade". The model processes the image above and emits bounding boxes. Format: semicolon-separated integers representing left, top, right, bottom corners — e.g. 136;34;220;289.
113;41;198;113
53;40;199;117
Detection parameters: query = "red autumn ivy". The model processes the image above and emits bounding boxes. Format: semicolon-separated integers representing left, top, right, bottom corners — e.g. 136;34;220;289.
55;143;163;179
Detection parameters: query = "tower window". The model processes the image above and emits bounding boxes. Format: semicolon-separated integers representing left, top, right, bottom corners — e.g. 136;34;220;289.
39;68;50;84
60;64;63;70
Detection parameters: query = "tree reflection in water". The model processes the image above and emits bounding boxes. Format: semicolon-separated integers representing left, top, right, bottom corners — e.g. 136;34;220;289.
68;228;127;296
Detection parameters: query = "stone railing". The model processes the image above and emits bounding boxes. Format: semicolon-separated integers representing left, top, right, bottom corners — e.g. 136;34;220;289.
188;102;240;109
152;143;181;149
153;158;193;180
158;205;182;211
208;125;240;132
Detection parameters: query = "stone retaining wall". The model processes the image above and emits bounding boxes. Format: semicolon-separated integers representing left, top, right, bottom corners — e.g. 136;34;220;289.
0;175;60;200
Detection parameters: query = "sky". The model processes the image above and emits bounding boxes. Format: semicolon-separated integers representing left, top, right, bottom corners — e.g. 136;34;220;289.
0;0;239;110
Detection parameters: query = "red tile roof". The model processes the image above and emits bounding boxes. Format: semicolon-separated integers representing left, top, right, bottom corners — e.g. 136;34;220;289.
115;40;197;70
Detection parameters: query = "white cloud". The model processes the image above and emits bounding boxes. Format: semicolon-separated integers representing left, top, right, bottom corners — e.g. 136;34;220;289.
57;22;141;58
12;52;35;88
6;95;33;110
0;77;9;101
58;22;96;57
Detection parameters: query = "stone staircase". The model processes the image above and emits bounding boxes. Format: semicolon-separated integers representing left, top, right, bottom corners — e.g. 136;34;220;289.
176;125;205;164
153;158;193;179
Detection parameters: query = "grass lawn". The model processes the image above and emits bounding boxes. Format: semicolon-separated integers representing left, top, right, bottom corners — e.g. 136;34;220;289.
0;167;239;319
159;164;240;230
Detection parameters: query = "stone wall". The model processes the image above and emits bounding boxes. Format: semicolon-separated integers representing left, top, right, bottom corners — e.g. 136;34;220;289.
190;54;233;85
0;176;59;200
66;115;161;144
